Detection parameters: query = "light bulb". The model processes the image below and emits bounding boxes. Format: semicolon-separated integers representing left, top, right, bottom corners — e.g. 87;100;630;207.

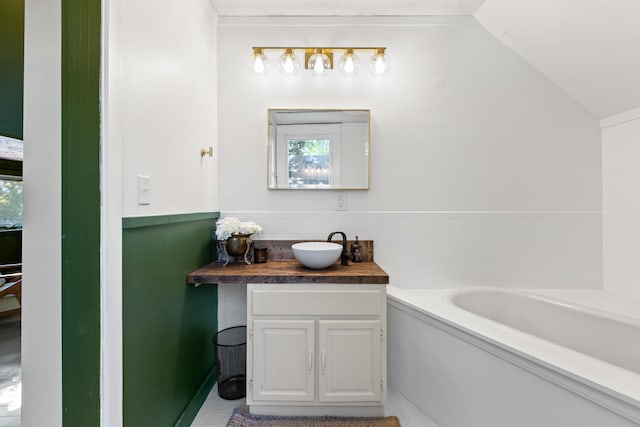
369;48;390;77
308;49;331;77
344;58;356;73
283;57;294;73
277;48;300;76
248;48;269;76
338;49;360;77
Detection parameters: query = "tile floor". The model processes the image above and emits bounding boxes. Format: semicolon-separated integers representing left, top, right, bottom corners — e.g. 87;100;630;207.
191;385;438;427
0;315;21;427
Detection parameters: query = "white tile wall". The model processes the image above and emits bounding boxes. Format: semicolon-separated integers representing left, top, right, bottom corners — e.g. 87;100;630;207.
217;211;602;328
217;284;247;331
603;112;640;301
226;211;602;289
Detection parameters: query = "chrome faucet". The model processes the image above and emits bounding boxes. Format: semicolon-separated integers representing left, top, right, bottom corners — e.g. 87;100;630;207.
327;231;349;266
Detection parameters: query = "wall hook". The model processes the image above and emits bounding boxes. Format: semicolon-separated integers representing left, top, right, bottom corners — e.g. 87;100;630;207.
200;146;213;157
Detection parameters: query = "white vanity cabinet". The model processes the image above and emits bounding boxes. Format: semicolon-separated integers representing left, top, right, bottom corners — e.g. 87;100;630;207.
247;283;387;416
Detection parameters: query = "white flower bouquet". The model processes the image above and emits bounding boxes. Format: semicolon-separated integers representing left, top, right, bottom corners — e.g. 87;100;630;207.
215;216;263;240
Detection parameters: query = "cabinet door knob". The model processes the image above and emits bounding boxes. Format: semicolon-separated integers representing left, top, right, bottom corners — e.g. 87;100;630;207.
320;350;327;374
307;349;313;374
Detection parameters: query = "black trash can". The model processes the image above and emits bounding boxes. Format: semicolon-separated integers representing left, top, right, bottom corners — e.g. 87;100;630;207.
213;326;246;400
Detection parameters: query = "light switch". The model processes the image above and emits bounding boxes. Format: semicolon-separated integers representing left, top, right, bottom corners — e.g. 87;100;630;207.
137;175;151;205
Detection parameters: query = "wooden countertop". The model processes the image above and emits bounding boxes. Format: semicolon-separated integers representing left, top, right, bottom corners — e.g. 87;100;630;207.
187;260;389;285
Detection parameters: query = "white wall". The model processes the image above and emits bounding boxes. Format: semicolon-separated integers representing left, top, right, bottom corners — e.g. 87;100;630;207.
602;108;640;301
217;16;602;290
22;0;62;425
104;0;219;425
112;0;219;218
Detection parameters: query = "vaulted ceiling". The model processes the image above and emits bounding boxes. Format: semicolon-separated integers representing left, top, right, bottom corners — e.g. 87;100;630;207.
477;0;640;119
210;0;640;119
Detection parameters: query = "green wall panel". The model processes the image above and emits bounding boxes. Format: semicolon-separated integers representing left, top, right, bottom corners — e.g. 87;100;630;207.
0;230;21;264
123;212;219;427
0;0;24;139
0;159;22;177
61;0;102;425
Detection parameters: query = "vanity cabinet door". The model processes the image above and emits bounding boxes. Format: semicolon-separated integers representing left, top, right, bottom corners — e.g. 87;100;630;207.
252;319;315;402
317;319;382;402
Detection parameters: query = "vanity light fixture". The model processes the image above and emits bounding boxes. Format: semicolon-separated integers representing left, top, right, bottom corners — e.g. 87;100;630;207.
248;47;389;77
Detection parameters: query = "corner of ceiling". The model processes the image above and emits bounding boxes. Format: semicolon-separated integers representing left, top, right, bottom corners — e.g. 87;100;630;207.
473;0;640;120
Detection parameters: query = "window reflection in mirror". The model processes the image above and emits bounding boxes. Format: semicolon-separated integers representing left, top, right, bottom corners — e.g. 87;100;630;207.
268;109;370;190
288;139;331;186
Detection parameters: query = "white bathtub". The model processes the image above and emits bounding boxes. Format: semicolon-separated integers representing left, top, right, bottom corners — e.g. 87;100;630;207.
387;287;640;427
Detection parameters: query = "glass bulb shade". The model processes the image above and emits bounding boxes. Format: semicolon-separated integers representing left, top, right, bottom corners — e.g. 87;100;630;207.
277;49;300;76
369;51;390;76
308;51;331;77
248;51;269;76
338;50;360;77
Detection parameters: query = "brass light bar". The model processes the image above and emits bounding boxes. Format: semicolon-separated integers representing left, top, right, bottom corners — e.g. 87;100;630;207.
249;47;388;76
252;47;386;51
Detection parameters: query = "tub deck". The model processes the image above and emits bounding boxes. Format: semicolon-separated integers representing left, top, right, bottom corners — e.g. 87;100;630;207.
387;286;640;421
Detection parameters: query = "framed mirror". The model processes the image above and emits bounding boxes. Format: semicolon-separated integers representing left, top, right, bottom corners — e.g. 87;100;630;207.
268;109;370;190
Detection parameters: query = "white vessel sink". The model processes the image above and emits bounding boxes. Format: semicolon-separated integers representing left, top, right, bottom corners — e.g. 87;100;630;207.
291;242;343;269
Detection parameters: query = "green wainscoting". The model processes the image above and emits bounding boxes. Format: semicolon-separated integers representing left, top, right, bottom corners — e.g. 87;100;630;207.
0;0;24;139
123;212;219;427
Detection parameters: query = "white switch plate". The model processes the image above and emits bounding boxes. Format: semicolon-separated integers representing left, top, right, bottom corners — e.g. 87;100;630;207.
137;175;151;205
335;192;347;211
